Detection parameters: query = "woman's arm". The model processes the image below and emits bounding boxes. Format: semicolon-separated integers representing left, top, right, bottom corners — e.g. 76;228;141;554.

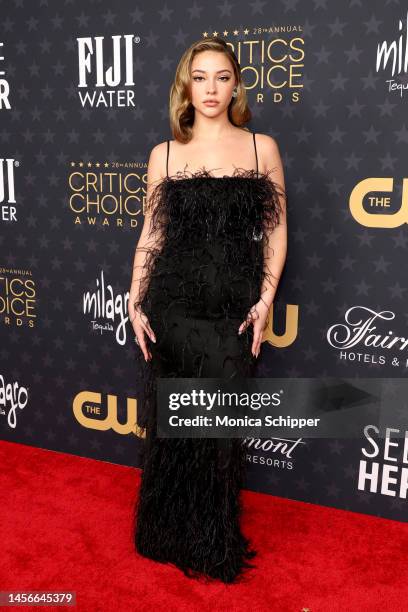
259;135;287;309
128;142;167;360
238;134;287;358
129;143;166;308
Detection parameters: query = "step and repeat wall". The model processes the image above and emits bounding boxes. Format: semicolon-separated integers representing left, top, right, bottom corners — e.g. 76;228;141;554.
1;0;407;522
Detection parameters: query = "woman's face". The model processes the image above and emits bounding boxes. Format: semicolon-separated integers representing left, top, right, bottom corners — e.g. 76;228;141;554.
189;50;237;116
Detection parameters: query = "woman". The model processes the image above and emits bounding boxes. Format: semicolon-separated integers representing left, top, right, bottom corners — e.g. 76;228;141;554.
128;36;287;583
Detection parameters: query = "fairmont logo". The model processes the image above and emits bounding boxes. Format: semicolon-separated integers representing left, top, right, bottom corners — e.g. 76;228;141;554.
77;34;141;108
243;436;304;470
326;306;408;369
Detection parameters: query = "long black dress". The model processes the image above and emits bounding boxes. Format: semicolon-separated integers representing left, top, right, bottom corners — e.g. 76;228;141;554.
133;132;284;583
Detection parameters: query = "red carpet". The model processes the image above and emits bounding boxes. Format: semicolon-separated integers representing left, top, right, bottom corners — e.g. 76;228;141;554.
0;439;407;612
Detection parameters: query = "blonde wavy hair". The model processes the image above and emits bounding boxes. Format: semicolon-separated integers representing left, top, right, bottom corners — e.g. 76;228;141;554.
169;37;252;143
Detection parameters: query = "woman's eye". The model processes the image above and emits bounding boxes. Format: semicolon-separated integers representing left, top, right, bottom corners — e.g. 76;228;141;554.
192;76;230;82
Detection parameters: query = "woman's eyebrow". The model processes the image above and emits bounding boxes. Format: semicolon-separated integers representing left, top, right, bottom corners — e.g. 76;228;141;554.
191;68;232;73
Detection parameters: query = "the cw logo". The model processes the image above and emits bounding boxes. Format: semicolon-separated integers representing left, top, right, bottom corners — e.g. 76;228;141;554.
264;304;298;346
73;391;146;438
350;178;408;228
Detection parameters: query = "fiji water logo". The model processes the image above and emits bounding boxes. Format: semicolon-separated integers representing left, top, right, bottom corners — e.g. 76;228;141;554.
77;34;141;108
0;157;18;222
0;42;11;110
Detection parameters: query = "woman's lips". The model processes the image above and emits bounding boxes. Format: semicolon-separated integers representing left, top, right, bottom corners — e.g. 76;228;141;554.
204;101;219;106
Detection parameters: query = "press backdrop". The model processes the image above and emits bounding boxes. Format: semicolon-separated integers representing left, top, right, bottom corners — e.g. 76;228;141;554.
1;0;407;522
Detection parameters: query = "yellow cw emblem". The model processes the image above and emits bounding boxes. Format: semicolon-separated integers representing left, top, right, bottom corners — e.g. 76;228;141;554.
350;178;408;227
264;304;299;347
73;391;146;438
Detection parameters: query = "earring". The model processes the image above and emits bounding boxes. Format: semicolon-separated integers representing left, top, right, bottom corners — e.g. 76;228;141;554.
232;87;238;98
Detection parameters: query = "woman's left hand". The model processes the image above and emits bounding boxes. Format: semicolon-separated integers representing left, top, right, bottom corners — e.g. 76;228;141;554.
238;298;270;358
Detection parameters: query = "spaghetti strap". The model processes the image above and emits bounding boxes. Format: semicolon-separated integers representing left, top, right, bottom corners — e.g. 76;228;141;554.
252;132;259;177
166;139;170;178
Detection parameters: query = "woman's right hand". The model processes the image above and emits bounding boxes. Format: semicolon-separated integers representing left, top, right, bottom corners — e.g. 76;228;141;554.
128;300;156;362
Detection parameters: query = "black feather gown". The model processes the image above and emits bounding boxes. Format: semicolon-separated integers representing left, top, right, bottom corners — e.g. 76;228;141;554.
133;133;284;583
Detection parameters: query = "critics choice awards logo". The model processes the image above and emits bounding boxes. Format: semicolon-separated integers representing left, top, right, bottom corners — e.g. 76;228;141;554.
0;267;37;328
202;24;305;103
68;161;146;228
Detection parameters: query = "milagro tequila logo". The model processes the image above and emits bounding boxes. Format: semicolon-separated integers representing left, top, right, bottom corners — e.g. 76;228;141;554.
0;374;29;429
376;10;408;97
77;34;140;108
0;42;11;110
327;305;408;369
0;157;18;222
83;269;130;345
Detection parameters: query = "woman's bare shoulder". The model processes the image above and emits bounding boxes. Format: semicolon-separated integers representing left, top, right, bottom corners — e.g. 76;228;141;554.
255;132;279;149
146;140;170;182
254;132;282;173
149;140;169;159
